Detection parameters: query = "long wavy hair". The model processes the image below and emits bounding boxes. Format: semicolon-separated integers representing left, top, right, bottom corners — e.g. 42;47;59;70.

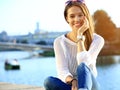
64;1;94;50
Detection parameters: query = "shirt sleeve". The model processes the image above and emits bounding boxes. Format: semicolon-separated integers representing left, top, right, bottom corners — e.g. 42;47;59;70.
54;37;73;82
88;34;104;64
77;34;104;75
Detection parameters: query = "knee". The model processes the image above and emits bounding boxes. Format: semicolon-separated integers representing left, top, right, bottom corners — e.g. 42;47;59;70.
44;76;54;87
78;62;86;69
77;62;90;72
80;62;86;67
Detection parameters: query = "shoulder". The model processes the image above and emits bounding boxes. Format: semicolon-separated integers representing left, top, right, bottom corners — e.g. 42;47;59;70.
54;35;64;43
93;33;104;40
93;33;105;43
54;34;66;47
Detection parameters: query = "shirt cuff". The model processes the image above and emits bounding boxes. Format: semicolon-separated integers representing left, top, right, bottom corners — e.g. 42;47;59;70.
60;73;73;83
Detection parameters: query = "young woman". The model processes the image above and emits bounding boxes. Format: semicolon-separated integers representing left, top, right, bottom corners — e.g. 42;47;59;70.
44;0;104;90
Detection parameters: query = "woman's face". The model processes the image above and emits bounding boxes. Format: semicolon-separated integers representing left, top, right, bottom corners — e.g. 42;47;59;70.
66;6;85;31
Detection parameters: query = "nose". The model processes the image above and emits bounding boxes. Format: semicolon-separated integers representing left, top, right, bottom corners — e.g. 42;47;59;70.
75;16;81;22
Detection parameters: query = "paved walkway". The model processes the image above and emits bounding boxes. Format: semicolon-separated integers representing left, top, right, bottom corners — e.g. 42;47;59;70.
0;82;45;90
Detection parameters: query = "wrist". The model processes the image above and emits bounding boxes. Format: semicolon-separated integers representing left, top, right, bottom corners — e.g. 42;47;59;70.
77;35;85;42
70;78;77;85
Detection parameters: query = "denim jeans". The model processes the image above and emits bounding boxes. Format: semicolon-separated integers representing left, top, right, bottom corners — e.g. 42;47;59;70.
44;63;98;90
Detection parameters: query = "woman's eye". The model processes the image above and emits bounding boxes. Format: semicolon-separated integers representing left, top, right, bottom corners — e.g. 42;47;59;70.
79;14;84;17
70;15;74;18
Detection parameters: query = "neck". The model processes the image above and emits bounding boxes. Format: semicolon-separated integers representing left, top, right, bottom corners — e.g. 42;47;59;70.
66;31;77;43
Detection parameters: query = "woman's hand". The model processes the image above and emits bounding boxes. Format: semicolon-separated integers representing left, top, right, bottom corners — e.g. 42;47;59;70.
71;79;78;90
77;17;89;36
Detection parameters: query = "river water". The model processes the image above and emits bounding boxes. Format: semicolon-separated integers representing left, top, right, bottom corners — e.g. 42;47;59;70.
0;51;120;90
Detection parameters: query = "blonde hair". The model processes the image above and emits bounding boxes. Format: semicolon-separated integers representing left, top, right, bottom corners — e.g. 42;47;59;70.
64;2;94;50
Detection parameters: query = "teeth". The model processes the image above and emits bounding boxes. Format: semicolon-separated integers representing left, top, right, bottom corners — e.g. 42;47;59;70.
75;23;80;26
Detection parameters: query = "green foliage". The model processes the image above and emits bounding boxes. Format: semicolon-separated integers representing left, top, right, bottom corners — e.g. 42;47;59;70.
40;50;55;57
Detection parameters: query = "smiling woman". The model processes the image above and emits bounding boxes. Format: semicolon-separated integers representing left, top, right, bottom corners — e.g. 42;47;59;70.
44;0;104;90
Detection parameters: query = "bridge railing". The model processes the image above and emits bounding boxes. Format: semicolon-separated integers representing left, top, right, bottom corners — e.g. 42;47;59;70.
0;42;53;51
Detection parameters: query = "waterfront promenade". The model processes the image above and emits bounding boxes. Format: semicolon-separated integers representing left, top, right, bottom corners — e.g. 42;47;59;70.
0;82;45;90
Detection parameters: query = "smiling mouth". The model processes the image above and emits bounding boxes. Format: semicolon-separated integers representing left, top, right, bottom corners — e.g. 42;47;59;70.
74;20;84;27
74;23;81;27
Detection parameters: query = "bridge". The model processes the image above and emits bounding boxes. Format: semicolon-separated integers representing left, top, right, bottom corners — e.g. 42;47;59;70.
0;42;53;51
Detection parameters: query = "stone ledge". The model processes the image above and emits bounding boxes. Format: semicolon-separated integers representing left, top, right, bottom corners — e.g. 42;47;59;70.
0;82;45;90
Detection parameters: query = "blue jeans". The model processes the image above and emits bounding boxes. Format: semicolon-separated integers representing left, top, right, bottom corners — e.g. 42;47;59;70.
44;63;98;90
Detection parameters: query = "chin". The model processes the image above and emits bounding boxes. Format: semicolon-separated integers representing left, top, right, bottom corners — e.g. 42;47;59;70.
75;26;80;29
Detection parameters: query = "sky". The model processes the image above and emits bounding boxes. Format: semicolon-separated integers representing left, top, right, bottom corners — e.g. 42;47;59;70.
0;0;120;35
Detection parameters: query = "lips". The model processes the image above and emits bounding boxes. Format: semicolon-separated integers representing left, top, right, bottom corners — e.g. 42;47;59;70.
74;22;82;27
74;19;84;27
75;23;81;26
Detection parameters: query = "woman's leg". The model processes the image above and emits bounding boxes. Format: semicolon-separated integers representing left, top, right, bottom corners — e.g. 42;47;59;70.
77;63;92;90
44;76;71;90
91;74;100;90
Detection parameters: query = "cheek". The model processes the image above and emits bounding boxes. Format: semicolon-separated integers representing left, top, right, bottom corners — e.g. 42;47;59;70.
68;22;74;29
80;19;84;26
69;22;73;27
67;19;73;25
80;16;85;26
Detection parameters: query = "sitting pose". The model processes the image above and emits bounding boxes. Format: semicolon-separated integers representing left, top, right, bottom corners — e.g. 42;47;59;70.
44;0;104;90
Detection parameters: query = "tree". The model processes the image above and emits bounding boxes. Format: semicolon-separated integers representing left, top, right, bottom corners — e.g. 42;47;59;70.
93;10;117;41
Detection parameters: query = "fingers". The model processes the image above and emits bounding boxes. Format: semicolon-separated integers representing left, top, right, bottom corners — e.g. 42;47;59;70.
77;17;89;35
84;17;89;29
82;17;89;30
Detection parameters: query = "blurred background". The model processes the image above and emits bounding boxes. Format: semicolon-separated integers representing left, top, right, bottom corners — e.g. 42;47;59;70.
0;0;120;90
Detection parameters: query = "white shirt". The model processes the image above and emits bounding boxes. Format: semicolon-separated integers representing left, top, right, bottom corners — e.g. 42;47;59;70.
54;33;104;82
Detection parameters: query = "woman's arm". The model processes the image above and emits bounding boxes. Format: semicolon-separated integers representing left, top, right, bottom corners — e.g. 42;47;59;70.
54;37;73;82
77;34;104;66
77;35;86;52
65;75;78;90
88;34;105;63
77;17;88;53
